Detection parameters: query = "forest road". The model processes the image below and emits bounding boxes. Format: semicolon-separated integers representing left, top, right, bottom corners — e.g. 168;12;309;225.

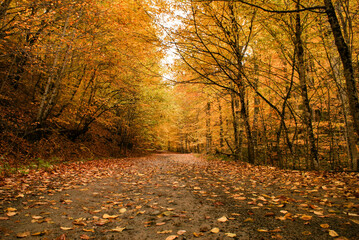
0;153;358;239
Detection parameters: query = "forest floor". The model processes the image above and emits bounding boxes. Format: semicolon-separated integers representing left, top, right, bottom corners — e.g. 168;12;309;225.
0;153;358;240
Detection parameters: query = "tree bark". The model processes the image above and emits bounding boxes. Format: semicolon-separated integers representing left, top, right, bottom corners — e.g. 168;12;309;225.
231;88;240;158
295;1;319;169
218;99;224;149
323;0;359;143
206;102;212;153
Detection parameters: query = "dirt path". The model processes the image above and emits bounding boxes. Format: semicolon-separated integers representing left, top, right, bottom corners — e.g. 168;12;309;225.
0;153;358;239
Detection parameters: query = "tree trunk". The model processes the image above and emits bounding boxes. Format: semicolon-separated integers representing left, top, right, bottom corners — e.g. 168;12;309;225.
324;0;359;143
238;82;255;164
206;102;212;153
218;99;224;149
231;88;240;158
295;1;319;169
252;62;260;164
36;14;71;125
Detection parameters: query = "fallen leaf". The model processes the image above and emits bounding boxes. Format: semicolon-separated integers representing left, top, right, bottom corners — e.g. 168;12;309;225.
32;215;43;220
210;227;220;233
177;230;186;235
350;219;359;224
314;211;324;216
119;208;127;214
225;233;237;238
193;232;203;237
302;231;311;235
156;222;166;226
82;229;95;232
16;232;30;238
111;227;125;232
258;228;268;232
243;218;254;222
7;207;17;212
73;218;86;226
328;230;339;237
165;235;178;240
102;214;119;219
235;197;246;200
31;231;47;236
80;234;90;240
95;219;109;226
217;216;228;222
60;227;73;231
0;217;9;220
320;224;330;229
6;212;17;217
301;215;312;221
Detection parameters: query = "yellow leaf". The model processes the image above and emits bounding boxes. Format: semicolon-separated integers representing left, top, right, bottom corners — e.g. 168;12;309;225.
258;228;268;232
6;207;17;212
217;216;228;222
95;219;109;226
225;233;237;238
314;211;323;216
103;214;119;219
302;231;311;235
80;234;90;240
31;231;46;236
16;232;30;238
193;232;203;237
165;235;178;240
231;213;241;216
82;228;95;232
111;227;125;232
320;224;330;229
210;227;220;233
177;230;186;235
328;230;339;237
6;212;17;217
119;208;127;213
301;215;312;221
243;218;254;222
60;227;73;231
235;197;246;200
350;219;359;224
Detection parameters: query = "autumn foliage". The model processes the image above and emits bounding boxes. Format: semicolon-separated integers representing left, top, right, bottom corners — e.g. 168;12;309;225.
1;0;359;172
0;0;171;167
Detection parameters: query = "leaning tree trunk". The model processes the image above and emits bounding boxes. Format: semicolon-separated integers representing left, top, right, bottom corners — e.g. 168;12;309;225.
324;0;359;146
